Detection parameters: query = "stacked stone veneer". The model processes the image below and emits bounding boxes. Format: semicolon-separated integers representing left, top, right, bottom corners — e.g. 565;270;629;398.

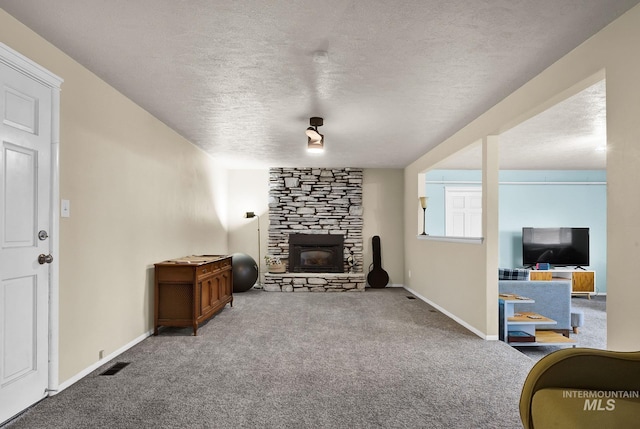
266;167;365;292
264;273;365;292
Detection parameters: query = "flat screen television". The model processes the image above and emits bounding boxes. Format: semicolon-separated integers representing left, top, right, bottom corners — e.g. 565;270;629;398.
522;227;589;268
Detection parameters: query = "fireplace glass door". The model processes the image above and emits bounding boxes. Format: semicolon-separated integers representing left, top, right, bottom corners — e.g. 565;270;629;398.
289;234;344;273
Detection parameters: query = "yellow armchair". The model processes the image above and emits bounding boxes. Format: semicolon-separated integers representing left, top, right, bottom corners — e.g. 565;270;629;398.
520;347;640;429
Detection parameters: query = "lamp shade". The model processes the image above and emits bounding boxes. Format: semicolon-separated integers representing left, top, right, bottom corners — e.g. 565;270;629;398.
307;135;324;153
306;127;322;140
419;197;428;209
306;117;324;153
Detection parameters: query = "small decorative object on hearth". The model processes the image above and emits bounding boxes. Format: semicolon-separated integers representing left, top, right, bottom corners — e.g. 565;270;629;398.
265;255;285;273
346;251;355;273
419;196;428;235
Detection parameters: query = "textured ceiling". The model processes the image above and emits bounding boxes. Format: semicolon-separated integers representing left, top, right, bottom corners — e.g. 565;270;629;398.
1;1;636;169
436;79;608;170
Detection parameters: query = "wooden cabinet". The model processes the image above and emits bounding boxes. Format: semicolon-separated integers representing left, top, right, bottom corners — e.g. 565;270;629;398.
154;255;233;335
529;269;595;298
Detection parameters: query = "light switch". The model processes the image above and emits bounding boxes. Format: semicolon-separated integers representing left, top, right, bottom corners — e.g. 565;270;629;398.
61;199;70;218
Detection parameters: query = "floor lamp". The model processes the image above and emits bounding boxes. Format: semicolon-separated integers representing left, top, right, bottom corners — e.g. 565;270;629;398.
244;211;261;288
419;197;428;235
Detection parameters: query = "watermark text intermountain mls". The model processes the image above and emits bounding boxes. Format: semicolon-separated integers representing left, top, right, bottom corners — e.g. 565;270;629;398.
563;390;640;411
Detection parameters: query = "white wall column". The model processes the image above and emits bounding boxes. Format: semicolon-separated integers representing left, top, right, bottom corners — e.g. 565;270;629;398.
483;135;500;338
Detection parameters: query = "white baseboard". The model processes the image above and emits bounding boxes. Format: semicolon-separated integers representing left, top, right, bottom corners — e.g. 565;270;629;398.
364;283;404;288
403;286;497;341
55;329;153;394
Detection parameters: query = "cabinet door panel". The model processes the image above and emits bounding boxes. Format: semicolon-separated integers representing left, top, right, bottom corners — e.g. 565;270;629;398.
199;275;215;315
572;272;594;293
210;276;221;308
221;271;231;299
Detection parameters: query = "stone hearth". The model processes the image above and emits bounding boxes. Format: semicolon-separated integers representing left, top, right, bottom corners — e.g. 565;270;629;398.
264;273;366;292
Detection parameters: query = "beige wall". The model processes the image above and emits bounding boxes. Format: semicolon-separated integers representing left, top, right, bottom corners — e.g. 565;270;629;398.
405;5;640;350
362;169;405;285
0;10;229;382
227;169;269;282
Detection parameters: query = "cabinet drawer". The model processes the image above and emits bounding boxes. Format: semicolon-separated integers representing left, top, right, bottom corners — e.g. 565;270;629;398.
196;264;216;280
156;266;194;282
196;259;232;279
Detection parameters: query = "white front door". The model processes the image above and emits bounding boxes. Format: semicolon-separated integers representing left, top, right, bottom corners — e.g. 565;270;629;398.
0;54;54;423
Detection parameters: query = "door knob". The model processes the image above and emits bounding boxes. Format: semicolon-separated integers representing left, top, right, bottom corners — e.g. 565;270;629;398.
38;254;54;264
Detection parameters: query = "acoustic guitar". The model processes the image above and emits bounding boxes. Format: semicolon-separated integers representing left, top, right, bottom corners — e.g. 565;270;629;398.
367;235;389;288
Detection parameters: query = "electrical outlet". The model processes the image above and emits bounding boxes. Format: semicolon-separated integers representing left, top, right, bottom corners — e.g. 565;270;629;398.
408;270;412;278
99;350;104;360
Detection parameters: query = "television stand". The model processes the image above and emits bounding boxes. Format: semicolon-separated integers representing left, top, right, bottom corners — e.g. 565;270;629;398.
529;268;595;298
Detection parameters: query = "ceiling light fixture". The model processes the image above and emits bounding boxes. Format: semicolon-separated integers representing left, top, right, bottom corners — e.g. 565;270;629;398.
306;117;324;153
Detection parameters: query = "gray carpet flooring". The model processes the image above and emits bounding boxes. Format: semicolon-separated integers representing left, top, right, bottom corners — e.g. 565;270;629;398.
5;288;535;429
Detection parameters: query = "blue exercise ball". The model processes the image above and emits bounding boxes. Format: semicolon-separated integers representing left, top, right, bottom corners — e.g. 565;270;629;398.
231;253;258;292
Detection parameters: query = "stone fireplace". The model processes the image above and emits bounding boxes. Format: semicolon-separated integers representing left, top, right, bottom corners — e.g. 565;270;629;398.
264;168;365;292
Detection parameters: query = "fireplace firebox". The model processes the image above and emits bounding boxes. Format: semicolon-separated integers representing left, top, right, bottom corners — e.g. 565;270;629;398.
288;234;344;273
